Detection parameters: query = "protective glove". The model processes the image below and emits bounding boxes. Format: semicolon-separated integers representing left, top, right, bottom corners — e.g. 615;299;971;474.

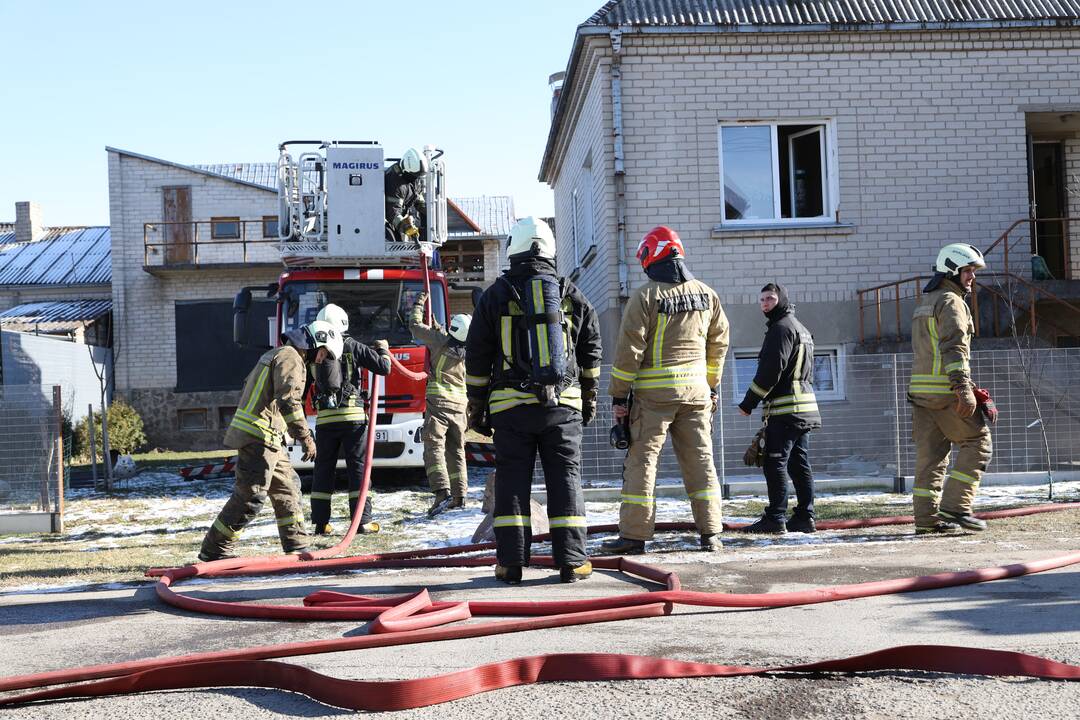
373;339;390;353
300;434;317;462
973;387;998;425
611;396;629;420
401;215;420;237
710;389;719;414
954;384;977;418
582;397;597;427
467;398;491;436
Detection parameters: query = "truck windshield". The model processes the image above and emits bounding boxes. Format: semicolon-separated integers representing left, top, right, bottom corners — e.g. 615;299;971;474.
281;280;447;346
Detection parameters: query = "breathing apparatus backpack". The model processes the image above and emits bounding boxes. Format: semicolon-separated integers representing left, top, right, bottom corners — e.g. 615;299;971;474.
501;274;571;407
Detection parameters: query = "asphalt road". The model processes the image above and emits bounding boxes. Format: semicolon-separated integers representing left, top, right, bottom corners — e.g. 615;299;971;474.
1;521;1079;719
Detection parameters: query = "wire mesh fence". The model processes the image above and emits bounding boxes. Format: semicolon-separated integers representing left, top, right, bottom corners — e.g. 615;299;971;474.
0;385;64;522
573;348;1080;486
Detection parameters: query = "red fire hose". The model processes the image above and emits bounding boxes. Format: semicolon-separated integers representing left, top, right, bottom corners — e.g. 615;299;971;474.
1;363;1077;710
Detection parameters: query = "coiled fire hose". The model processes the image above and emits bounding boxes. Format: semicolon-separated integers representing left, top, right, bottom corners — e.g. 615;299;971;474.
1;359;1077;710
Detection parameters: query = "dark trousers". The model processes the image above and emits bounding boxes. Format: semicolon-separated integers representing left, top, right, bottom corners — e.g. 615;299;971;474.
491;404;587;569
763;422;814;522
311;422;373;527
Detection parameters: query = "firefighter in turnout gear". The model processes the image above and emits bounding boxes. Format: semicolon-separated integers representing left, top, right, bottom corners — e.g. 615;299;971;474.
908;243;992;534
465;216;602;584
385;148;427;244
198;322;337;562
309;304;392;536
409;292;470;516
601;226;729;555
737;283;822;535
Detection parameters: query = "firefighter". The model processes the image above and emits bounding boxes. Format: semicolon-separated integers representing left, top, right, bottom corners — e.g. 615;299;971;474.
465;216;602;584
908;244;992;534
385;148;427;244
600;226;729;555
409;292;471;516
309;303;392;536
198;321;339;562
737;283;822;534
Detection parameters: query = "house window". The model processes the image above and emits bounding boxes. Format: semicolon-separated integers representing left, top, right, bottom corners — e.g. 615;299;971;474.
218;406;237;427
439;241;484;282
572;163;595;265
211;217;240;239
262;216;279;238
178;408;208;431
719;121;836;224
731;346;845;402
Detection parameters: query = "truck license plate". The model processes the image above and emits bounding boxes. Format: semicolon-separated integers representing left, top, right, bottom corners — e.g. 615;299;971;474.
374;430;388;442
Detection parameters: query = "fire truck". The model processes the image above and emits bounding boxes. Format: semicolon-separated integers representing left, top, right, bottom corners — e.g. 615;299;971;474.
234;140;453;474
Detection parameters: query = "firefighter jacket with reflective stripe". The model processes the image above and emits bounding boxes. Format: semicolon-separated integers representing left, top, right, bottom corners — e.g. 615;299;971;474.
908;278;974;410
466;266;603;415
738;310;821;429
224;345;311;448
409;298;467;406
608;278;729;403
312;336;391;426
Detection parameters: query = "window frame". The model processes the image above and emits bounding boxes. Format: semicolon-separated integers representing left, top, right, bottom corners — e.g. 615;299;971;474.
210;216;241;240
717;119;838;227
261;215;279;238
177;408;208;431
730;344;845;403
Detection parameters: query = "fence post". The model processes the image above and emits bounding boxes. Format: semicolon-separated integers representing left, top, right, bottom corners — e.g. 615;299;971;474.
891;354;906;494
88;402;98;488
53;386;64;533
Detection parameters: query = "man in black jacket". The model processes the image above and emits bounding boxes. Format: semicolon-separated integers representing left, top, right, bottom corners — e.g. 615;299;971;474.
738;283;821;534
465;217;603;585
384;148;427;244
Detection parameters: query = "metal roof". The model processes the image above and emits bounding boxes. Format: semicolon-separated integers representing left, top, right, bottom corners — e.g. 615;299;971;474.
585;0;1080;25
450;196;516;237
0;299;112;325
191;163;279;190
0;227;111;286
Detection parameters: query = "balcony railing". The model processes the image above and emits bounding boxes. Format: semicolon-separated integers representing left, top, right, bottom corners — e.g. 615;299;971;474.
143;220;281;269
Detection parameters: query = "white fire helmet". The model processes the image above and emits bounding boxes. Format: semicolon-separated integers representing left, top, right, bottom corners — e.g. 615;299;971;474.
935;243;986;275
400;148;428;175
449;314;472;343
316;303;349;333
507;216;556;259
306;320;343;360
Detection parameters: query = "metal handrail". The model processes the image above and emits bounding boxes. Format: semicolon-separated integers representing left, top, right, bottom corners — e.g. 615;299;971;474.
143;220;280;267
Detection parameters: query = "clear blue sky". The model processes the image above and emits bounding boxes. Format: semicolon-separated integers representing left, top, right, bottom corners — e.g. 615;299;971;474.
0;1;602;227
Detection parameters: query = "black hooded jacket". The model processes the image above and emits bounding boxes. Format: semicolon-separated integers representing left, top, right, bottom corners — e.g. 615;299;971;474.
738;284;822;429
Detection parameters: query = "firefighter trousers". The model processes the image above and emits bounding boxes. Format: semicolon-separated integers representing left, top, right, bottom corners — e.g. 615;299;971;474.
762;421;814;523
911;403;993;527
423;398;468;499
491;404;587;569
200;441;310;558
619;397;723;541
311;422;373;528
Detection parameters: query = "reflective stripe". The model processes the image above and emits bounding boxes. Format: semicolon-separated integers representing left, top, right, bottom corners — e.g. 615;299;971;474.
912;488;938;498
316;407;366;425
652;313;668;368
620;492;653;506
310;492;333;500
611;366;638;382
466;374;490;387
213;519;240;539
243;365;271;415
427;383;467;399
501;316;513;366
928;317;941;376
749;381;770;398
276;514;300;527
792;344;805;396
548;515;587;528
532;279;551;368
910;374;950;384
633;363;707;390
908;386;954;395
581;366;601;379
688;487;719;501
229;416;276;443
348;490;362;499
763;392;819;417
493;514;529;527
282;409;305;424
949;470;978;486
488;386;583;414
944;360;967;374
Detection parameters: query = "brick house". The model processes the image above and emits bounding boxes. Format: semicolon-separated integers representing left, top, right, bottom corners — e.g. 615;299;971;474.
541;0;1080;398
107;147;513;449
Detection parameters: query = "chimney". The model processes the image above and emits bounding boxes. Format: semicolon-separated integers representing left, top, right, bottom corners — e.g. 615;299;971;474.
15;201;45;243
548;72;566;122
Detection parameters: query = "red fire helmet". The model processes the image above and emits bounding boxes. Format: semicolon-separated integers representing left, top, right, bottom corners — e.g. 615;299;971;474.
636;226;685;269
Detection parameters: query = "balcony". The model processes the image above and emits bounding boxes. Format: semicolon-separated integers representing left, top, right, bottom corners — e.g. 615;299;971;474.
143;219;282;275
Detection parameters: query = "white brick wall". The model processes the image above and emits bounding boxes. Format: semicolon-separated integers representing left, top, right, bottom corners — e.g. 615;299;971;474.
547;27;1080;346
108;151;280;393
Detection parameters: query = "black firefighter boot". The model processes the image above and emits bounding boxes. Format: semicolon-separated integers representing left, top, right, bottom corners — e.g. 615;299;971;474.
600;536;646;555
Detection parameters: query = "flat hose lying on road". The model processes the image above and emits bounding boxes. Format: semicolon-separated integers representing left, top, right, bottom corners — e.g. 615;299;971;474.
1;361;1077;710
